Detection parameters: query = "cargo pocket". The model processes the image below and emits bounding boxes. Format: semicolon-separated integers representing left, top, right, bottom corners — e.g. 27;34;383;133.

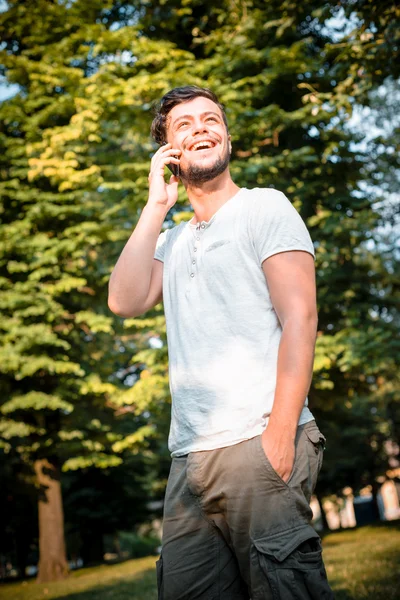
156;555;164;599
251;525;334;600
304;426;326;484
304;427;326;453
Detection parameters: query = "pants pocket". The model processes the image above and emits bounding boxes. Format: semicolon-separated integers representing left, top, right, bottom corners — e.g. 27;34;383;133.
304;425;326;491
304;426;326;454
251;525;334;600
156;555;164;599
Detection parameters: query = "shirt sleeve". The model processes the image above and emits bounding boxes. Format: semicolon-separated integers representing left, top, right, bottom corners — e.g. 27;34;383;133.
154;229;169;262
251;189;315;266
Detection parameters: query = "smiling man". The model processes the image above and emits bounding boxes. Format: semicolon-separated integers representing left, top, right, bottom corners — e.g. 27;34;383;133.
108;86;334;600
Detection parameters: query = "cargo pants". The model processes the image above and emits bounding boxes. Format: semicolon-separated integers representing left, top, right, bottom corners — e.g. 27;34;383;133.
156;420;334;599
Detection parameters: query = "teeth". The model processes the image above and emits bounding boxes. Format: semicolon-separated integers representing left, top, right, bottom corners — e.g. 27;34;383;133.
191;141;214;151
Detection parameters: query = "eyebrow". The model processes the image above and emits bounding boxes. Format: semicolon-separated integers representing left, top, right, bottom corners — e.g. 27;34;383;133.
171;111;221;128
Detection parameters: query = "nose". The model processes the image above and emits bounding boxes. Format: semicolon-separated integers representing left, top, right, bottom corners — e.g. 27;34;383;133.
192;118;209;137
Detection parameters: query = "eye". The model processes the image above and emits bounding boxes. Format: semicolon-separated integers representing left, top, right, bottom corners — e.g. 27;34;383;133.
206;117;218;122
177;121;189;129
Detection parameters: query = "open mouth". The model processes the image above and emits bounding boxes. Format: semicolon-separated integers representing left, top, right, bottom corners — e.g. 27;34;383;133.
188;140;217;152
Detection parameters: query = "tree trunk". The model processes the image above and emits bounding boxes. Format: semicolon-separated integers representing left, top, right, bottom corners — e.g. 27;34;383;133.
34;459;69;583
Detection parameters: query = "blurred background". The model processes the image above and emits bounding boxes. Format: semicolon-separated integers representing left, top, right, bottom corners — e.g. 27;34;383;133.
0;0;399;598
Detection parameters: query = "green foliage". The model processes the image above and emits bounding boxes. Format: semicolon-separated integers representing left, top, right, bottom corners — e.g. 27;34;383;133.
326;0;400;105
128;534;160;559
0;3;173;570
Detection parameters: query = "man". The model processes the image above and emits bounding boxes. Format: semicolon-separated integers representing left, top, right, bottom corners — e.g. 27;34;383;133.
108;86;334;600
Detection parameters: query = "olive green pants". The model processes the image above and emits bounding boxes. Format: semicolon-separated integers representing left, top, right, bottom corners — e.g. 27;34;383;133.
157;420;334;599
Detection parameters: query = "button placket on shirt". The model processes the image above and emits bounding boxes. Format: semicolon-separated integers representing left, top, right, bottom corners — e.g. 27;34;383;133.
190;222;207;281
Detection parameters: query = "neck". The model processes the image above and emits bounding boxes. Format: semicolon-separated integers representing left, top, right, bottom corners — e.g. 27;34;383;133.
182;170;240;224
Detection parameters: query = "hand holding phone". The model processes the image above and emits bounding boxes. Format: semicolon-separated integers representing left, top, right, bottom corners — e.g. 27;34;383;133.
147;143;181;211
166;155;180;178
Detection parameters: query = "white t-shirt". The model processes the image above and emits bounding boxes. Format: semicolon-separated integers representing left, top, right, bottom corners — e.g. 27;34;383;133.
154;187;315;457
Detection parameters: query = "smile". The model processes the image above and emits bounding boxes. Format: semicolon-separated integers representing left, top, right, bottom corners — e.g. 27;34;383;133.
188;139;217;152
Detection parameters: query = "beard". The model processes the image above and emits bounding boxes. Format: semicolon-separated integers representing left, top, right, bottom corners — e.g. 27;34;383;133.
179;146;231;185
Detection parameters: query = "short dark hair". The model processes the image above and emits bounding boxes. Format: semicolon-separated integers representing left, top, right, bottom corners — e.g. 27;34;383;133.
151;85;229;145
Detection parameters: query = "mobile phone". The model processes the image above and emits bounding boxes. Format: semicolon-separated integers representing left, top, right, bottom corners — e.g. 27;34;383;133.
166;157;180;177
161;143;179;177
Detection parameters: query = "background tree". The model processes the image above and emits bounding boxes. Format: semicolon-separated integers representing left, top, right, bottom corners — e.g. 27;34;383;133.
0;0;170;582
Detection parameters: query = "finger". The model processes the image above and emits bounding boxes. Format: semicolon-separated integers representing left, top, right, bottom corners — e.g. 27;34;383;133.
151;149;181;168
151;156;180;174
160;148;181;158
169;175;179;184
153;145;181;158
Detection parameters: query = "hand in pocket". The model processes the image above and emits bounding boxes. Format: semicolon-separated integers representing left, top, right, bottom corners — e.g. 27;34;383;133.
261;425;295;483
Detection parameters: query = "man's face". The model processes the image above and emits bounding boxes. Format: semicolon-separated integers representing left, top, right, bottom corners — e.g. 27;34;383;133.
166;96;231;184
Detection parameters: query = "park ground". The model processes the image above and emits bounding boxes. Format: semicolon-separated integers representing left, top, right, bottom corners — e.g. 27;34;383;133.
1;521;399;600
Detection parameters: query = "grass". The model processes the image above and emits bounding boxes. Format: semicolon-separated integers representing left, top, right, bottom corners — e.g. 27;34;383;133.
322;521;400;599
1;521;399;600
0;557;158;600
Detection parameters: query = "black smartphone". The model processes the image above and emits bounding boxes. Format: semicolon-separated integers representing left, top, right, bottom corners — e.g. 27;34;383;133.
161;143;180;177
166;157;179;177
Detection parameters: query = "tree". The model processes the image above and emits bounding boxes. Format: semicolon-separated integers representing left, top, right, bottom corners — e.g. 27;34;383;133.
326;0;400;107
0;0;166;581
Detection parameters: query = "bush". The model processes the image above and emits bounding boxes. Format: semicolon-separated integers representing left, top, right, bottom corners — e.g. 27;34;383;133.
130;535;160;559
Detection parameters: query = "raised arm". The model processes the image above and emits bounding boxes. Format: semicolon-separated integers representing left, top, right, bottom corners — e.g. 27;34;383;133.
108;144;181;318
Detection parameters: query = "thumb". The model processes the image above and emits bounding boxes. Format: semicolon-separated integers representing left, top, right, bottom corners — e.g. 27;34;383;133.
169;174;179;185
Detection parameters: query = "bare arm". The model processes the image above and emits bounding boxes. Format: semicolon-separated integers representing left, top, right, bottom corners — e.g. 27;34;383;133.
260;250;318;481
108;205;166;317
108;144;181;318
